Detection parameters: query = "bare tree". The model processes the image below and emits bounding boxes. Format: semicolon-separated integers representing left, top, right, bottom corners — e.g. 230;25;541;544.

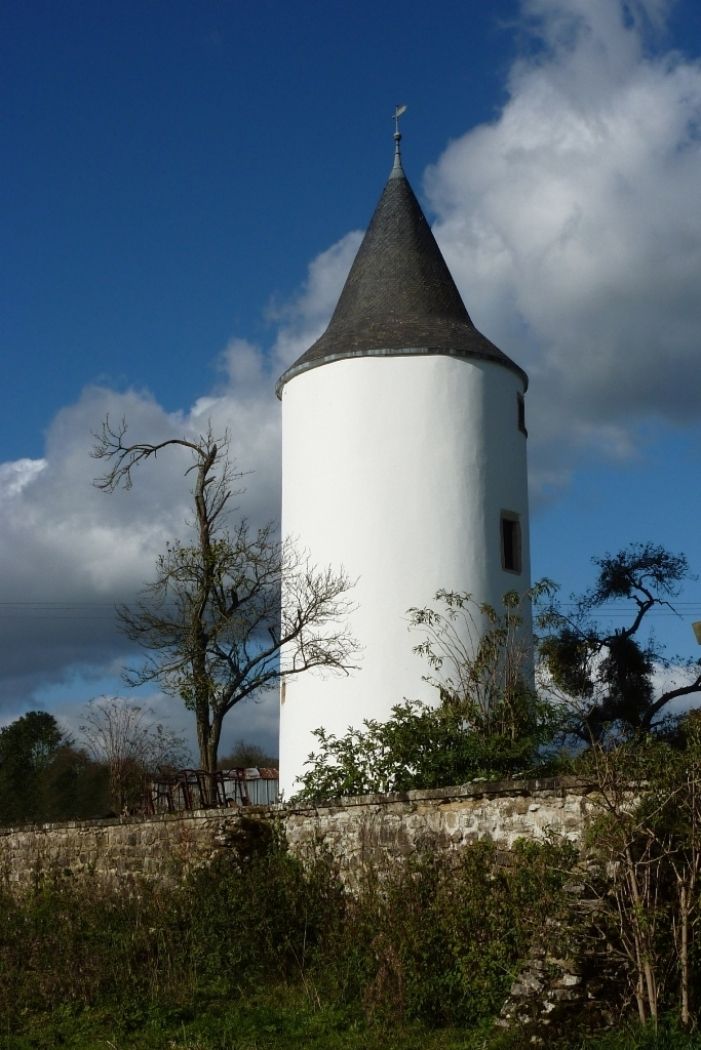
92;418;358;784
408;587;544;741
80;697;190;813
579;725;701;1030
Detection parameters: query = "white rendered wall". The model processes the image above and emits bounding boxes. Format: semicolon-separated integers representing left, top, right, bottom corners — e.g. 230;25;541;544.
278;354;531;797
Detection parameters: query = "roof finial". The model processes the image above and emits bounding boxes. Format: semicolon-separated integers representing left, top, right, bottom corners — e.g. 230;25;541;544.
392;104;407;176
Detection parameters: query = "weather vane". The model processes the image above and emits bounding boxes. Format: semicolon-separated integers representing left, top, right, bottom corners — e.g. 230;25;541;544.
393;103;407;141
393;104;407;167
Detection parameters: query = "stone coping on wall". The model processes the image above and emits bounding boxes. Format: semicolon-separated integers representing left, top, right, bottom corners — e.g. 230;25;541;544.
0;776;619;892
281;775;600;813
0;775;600;836
0;806;256;837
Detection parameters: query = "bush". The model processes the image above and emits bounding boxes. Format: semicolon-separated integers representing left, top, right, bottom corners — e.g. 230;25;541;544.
182;820;345;989
343;838;574;1027
0;825;575;1040
295;700;550;801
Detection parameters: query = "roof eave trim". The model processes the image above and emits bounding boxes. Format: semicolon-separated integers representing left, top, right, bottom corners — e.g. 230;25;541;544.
276;346;529;398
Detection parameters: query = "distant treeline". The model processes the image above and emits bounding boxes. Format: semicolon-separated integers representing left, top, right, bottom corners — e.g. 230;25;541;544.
0;709;277;826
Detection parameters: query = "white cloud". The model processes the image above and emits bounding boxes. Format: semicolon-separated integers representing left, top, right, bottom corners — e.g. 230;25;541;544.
216;337;268;392
270;231;362;370
3;0;701;740
425;0;701;494
0;224;357;719
0;458;46;497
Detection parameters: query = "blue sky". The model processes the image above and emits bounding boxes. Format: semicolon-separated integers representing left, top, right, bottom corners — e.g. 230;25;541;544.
2;0;701;758
2;0;521;461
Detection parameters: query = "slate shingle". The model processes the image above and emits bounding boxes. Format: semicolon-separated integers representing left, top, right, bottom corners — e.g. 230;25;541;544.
276;158;527;397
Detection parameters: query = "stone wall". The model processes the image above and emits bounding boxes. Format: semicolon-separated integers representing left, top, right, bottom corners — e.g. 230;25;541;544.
0;809;247;890
284;776;598;880
0;777;601;891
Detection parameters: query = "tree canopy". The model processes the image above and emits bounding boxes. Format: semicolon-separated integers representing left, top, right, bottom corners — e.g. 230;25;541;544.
538;542;701;740
0;711;110;825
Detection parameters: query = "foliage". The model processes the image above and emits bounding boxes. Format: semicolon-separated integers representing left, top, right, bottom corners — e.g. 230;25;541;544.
565;1023;701;1050
297;589;557;800
538;543;701;741
0;826;573;1045
218;739;278;769
0;711;110;826
577;715;701;1030
408;587;542;739
92;418;358;779
0;710;64;822
295;700;546;800
5;1008;701;1050
339;837;574;1028
33;742;110;823
6;792;701;1046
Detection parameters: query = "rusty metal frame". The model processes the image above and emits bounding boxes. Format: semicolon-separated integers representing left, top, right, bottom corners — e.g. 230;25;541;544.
143;767;270;814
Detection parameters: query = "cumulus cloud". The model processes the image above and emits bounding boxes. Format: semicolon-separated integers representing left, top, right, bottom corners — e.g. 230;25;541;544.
0;458;46;497
269;231;362;370
4;0;701;739
0;209;360;720
425;0;701;493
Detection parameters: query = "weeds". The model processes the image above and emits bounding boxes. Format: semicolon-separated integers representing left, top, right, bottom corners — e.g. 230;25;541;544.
4;830;696;1049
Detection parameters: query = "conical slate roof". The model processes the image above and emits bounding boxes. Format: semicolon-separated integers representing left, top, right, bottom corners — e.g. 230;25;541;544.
276;151;527;396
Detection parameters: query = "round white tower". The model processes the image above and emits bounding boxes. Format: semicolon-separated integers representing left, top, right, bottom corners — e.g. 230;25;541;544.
277;132;531;797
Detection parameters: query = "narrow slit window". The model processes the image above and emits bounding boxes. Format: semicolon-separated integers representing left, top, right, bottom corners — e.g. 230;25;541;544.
501;512;522;574
517;393;527;436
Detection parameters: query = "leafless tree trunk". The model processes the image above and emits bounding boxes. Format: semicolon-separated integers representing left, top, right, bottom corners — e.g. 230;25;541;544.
92;418;359;790
80;697;189;812
581;733;701;1030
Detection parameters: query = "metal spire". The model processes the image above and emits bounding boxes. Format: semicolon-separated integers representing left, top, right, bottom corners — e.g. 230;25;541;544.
391;104;407;177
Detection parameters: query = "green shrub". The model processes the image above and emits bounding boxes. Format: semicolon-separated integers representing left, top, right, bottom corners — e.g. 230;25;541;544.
337;837;574;1027
295;700;552;801
0;871;178;1027
182;821;345;990
0;825;574;1042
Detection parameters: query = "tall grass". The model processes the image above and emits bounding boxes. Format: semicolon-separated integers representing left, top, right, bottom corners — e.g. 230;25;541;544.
0;827;599;1046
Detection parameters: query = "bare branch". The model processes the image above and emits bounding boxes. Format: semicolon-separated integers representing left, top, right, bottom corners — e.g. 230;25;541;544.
91;416;208;491
538;543;700;741
80;697;190;812
97;415;358;778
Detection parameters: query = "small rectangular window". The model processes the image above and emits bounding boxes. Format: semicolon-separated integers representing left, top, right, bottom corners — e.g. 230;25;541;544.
501;512;522;574
517;393;527;436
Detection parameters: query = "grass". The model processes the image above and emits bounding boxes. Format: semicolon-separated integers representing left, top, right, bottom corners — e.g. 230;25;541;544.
4;987;701;1049
6;1005;701;1050
0;990;496;1050
3;830;701;1050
